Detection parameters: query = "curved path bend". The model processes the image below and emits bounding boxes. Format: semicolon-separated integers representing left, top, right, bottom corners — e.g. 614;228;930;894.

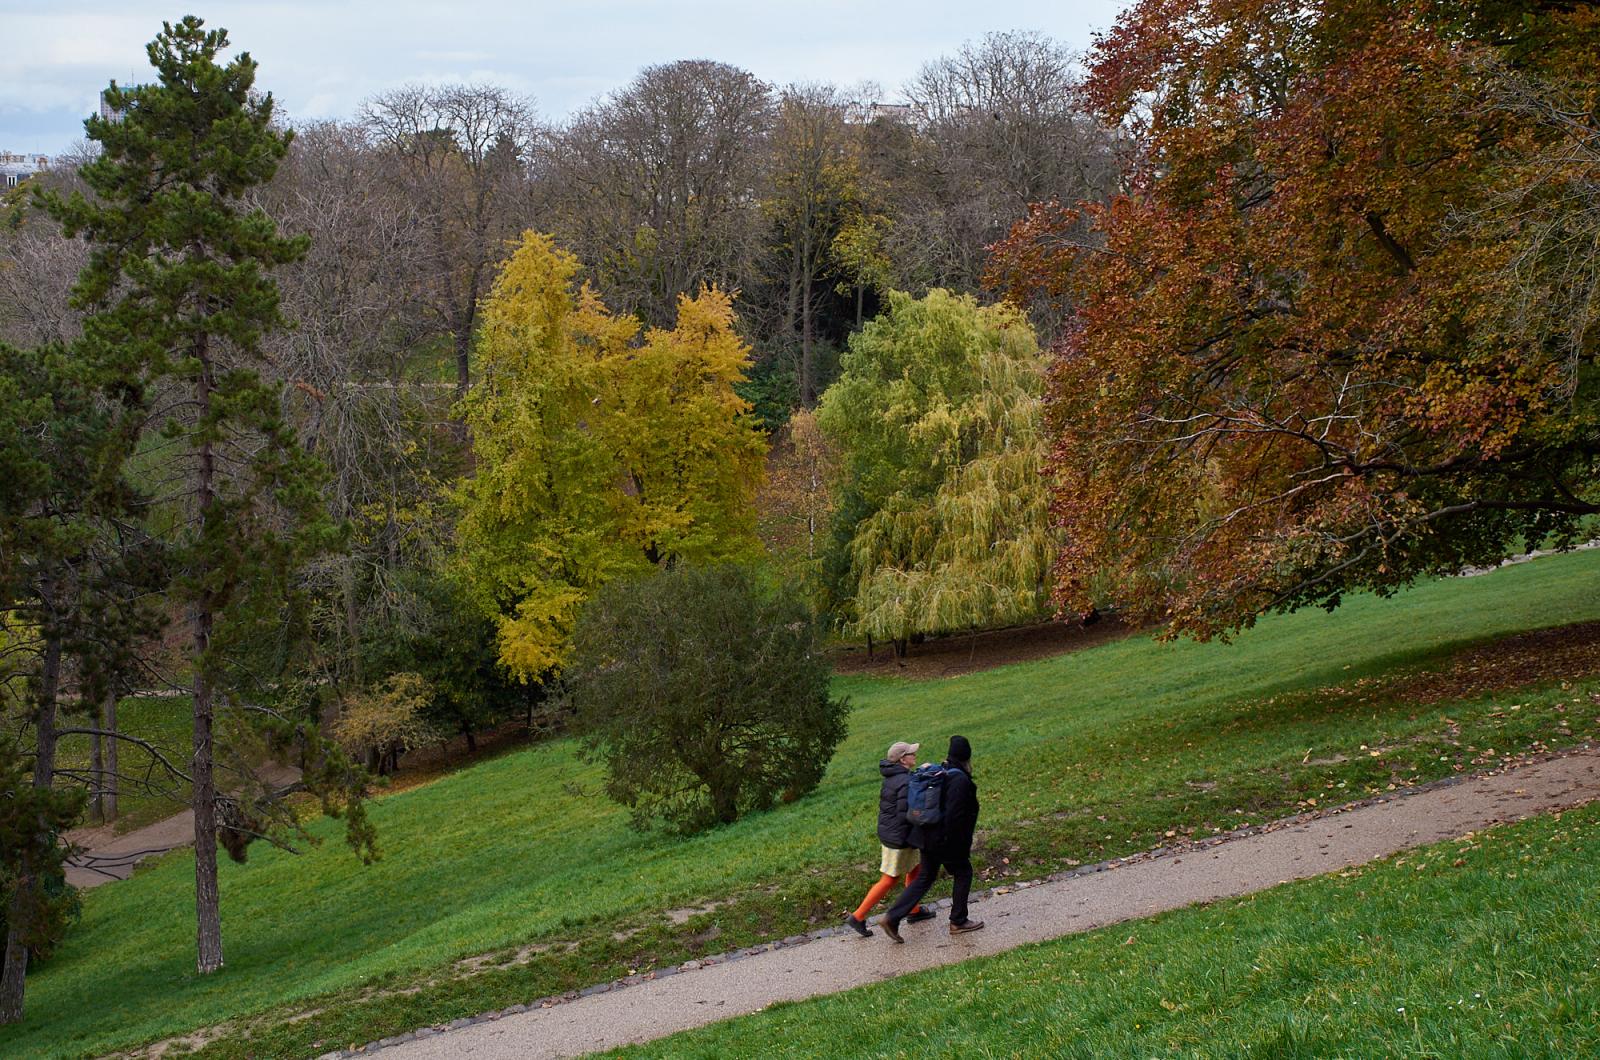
359;750;1600;1060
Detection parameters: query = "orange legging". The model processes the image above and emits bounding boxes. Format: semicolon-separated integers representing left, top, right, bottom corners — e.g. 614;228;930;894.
853;864;922;920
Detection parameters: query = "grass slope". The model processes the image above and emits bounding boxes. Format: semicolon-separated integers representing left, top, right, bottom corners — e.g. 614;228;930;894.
619;802;1600;1058
7;551;1600;1058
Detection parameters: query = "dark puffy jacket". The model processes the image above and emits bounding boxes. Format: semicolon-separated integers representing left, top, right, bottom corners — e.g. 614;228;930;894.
909;762;979;854
876;760;912;848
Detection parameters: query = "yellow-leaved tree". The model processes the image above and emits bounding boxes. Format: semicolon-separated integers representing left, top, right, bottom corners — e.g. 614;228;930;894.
455;232;766;678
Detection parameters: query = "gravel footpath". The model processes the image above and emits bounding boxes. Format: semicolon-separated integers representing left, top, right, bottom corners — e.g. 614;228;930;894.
350;749;1600;1060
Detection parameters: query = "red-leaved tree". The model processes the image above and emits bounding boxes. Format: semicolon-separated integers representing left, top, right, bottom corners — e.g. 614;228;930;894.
990;0;1600;637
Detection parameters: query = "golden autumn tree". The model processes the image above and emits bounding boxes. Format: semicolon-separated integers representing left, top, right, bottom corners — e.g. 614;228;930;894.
455;232;766;677
990;0;1600;639
817;289;1053;653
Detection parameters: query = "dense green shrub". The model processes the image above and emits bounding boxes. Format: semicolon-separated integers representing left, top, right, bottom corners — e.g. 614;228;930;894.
567;563;848;833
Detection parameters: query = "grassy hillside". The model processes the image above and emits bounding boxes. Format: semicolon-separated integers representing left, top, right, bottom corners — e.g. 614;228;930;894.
7;551;1600;1058
620;801;1600;1058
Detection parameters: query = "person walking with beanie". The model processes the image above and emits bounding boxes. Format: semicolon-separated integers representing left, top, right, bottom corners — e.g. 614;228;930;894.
845;741;936;937
881;734;984;942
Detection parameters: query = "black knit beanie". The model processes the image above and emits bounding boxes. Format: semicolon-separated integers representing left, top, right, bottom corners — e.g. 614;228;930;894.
948;734;972;763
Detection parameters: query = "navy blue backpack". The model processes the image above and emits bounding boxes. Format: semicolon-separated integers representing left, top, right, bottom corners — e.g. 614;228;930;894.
906;763;961;826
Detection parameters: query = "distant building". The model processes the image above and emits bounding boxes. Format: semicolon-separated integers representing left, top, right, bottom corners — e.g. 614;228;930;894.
99;88;127;124
866;102;914;124
0;152;49;190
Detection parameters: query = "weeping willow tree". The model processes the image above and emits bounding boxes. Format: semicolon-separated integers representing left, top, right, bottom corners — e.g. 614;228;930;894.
817;289;1052;649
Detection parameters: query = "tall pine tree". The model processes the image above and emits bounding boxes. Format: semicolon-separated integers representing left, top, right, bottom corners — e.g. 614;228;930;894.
43;16;331;975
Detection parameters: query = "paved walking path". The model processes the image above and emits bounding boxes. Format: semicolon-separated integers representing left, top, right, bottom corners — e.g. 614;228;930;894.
63;763;302;889
361;750;1600;1060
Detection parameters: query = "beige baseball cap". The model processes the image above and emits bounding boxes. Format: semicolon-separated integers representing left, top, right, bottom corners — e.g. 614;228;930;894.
887;741;920;760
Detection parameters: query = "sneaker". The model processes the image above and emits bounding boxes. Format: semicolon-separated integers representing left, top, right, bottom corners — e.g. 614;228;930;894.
948;919;986;935
844;913;872;938
881;918;905;944
905;908;937;924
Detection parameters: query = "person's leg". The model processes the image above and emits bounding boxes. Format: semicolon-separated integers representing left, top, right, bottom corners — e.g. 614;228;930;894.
852;874;897;921
884;851;941;926
904;863;925;916
945;852;974;925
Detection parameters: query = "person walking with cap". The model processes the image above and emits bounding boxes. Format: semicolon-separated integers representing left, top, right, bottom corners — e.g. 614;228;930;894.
844;740;936;937
881;734;984;942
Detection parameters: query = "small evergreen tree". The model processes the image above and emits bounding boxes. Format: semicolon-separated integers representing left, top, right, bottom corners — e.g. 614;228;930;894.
567;565;848;833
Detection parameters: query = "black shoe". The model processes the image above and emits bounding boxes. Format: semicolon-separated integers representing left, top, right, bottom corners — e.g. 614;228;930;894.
905;908;937;924
881;918;905;943
949;918;985;935
844;913;872;938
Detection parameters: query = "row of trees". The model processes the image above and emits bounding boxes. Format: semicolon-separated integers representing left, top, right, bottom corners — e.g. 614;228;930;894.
0;20;1081;1019
3;25;1121;743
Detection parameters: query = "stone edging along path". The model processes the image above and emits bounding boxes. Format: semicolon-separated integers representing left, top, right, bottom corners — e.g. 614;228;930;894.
337;748;1600;1060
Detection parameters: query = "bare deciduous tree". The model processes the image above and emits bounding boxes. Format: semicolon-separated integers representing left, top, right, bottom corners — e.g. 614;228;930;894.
540;60;773;327
359;83;540;403
893;32;1119;308
258;121;449;693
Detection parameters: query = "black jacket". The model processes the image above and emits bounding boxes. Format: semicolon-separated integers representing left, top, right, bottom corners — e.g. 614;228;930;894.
910;761;979;854
876;760;912;848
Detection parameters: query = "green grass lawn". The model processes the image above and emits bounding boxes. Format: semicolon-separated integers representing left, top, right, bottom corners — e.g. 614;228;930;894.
618;801;1600;1059
7;551;1600;1058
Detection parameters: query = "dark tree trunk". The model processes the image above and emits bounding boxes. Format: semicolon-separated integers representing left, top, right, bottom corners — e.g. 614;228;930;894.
453;325;472;406
89;707;104;824
712;782;740;825
102;687;118;823
192;657;224;975
191;337;224;976
0;634;63;1023
461;720;477;755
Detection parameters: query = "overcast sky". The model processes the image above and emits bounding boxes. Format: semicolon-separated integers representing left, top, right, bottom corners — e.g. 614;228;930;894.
1;1;1129;156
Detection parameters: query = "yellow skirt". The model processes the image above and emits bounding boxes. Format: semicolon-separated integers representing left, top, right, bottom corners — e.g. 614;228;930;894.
879;844;919;877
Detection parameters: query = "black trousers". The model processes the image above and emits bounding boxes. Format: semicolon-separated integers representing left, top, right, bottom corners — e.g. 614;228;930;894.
885;846;973;925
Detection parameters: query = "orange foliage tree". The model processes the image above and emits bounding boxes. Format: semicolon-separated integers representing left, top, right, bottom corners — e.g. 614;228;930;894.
990;0;1600;637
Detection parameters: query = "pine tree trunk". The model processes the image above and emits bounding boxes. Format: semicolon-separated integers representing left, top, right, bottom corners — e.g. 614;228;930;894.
0;633;64;1023
193;659;224;974
103;687;118;823
89;709;104;824
191;338;225;976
